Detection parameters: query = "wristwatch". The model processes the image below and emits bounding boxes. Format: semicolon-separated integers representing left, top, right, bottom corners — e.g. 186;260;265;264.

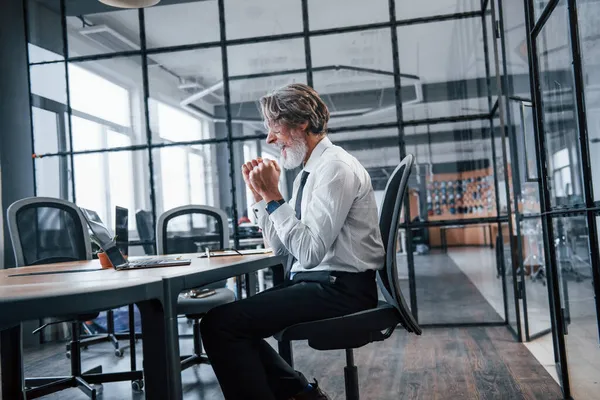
266;199;286;215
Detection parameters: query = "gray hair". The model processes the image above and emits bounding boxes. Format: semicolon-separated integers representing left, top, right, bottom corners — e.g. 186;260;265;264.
259;83;330;135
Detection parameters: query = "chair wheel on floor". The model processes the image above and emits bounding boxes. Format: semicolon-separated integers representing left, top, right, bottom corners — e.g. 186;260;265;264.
115;348;124;357
66;350;71;359
132;379;144;392
94;383;104;396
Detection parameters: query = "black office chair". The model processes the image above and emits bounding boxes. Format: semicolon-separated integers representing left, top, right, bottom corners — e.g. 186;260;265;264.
274;154;422;400
7;197;104;399
135;209;156;255
156;205;236;371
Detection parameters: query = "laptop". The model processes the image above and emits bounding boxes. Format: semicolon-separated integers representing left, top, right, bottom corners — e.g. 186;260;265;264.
80;207;191;270
114;206;129;257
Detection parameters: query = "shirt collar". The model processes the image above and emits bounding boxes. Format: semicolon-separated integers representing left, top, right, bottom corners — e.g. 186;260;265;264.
303;136;333;173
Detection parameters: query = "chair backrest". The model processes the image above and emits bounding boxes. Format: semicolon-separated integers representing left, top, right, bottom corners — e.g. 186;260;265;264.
156;205;229;255
377;154;421;334
135;210;156;255
7;197;92;267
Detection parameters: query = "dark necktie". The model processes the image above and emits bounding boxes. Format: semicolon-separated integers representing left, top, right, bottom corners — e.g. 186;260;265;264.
286;171;310;279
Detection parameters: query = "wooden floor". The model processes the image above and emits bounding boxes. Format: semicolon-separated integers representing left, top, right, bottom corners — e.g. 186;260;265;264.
9;324;563;400
398;251;505;325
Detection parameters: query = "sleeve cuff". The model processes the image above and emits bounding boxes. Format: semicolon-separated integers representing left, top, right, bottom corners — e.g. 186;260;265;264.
251;200;268;222
269;202;295;227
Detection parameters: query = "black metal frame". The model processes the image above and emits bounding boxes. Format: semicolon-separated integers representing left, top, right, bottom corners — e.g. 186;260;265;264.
495;0;531;343
482;0;509;327
523;0;600;396
23;0;536;332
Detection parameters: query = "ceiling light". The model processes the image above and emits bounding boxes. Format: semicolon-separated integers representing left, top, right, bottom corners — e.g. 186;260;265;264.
98;0;161;8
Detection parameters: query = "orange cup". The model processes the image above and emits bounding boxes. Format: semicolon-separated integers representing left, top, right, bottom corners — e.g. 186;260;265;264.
98;252;113;269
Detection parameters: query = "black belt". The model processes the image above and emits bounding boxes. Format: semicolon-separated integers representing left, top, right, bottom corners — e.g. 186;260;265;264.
291;269;375;285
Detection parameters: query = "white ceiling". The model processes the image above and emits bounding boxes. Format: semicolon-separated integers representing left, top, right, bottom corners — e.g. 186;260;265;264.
66;0;500;103
57;0;542;165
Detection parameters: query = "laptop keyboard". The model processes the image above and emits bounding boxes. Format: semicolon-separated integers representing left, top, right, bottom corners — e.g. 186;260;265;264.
128;257;183;266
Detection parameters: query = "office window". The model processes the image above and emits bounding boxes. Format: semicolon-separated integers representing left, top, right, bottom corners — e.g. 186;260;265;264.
153;100;215;228
155;100;207;143
553;148;573;198
73;145;137;230
69;63;131;127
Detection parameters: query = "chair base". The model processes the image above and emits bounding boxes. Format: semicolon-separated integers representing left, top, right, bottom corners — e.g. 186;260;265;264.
343;349;360;400
67;331;141;358
25;366;145;399
28;320;143;399
180;318;211;371
180;353;210;371
24;365;103;400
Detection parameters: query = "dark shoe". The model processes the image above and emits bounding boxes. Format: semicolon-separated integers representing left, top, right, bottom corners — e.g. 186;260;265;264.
288;380;332;400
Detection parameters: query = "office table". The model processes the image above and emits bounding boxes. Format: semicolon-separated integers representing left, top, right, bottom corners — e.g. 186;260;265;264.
0;253;285;399
0;273;164;400
439;224;494;252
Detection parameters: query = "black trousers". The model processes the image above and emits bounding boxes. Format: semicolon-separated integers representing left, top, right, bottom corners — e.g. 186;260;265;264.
200;270;378;400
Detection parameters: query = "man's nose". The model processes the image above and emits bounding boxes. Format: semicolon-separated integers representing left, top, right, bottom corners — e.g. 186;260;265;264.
266;131;276;144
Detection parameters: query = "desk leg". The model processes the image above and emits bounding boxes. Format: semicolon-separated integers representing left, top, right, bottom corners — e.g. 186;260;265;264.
441;229;448;253
245;272;258;297
138;298;182;400
235;276;243;299
1;325;24;400
272;264;285;287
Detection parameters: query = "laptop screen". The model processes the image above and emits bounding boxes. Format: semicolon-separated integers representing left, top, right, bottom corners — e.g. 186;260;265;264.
80;207;127;267
115;206;129;257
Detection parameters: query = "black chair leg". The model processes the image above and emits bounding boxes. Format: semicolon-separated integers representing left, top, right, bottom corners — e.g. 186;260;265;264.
75;376;101;399
193;319;202;356
181;318;211;371
278;340;294;367
344;349;359;400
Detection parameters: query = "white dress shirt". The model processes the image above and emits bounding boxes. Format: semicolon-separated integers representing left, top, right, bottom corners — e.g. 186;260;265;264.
252;136;385;274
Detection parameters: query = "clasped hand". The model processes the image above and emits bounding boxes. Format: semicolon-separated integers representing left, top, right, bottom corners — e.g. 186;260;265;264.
242;158;282;203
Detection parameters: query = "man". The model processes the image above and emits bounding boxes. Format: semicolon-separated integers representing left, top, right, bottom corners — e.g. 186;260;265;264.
200;83;385;400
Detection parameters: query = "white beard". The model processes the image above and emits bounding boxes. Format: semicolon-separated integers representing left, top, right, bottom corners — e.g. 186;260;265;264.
279;137;308;170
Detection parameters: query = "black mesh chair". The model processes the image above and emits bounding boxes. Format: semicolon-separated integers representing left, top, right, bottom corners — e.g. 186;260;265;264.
156;205;236;371
274;154;422;400
6;197;104;399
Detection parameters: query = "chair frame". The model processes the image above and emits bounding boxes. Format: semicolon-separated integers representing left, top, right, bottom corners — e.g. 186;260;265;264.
7;197;92;267
6;197;143;399
156;204;229;255
275;154;421;400
156;204;232;372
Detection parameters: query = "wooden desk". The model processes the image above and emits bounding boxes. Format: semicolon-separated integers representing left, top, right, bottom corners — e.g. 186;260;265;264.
0;275;164;400
0;253;285;400
438;224;494;251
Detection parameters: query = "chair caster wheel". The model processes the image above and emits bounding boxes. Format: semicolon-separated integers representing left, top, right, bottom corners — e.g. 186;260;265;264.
94;383;104;395
66;351;71;359
132;379;144;392
115;348;124;357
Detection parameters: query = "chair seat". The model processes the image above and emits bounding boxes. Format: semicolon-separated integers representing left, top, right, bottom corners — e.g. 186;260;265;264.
77;313;101;322
177;288;236;318
274;301;401;351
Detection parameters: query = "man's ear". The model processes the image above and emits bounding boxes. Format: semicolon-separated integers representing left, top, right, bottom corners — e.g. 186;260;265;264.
299;122;309;134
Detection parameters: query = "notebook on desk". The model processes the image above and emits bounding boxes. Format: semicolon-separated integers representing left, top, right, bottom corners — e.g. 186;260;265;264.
81;207;191;270
198;248;272;258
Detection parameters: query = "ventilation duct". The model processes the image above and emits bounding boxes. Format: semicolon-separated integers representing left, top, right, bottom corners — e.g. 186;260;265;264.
98;0;161;8
79;25;159;66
